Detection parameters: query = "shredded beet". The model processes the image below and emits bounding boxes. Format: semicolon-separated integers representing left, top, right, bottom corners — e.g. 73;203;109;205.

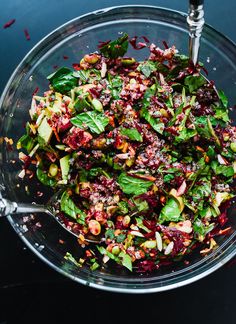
3;19;15;29
24;29;30;40
129;36;147;50
32;87;39;96
72;63;80;70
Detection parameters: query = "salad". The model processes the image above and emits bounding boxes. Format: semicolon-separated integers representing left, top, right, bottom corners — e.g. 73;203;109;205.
17;33;236;273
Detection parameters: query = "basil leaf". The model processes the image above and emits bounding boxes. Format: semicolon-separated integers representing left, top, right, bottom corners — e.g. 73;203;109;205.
159;198;182;223
119;251;132;271
137;61;157;78
36;167;57;187
70;111;109;134
60;191;86;224
47;67;77;93
120;127;143;142
184;75;206;93
117;173;154;195
99;33;129;59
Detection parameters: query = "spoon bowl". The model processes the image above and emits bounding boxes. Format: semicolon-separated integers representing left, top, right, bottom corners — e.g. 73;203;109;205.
0;191;102;243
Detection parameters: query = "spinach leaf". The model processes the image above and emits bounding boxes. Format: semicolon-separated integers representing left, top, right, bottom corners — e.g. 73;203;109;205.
119;251;132;271
99;33;129;59
17;134;34;152
218;89;228;108
105;228;115;240
211;161;234;177
36;167;57;187
72;69;91;82
74;92;91;112
174;128;197;144
190;178;211;201
117;201;129;214
184;75;206;93
60;190;86;224
117;173;154;195
131;198;149;212
195;116;220;145
214;108;229;123
120;127;143;142
88;167;110;178
193;219;214;237
141;87;164;134
116;233;127;243
70;111;109;134
159;198;182;223
163;174;175;183
47;67;77;93
141;108;165;134
137;61;157;78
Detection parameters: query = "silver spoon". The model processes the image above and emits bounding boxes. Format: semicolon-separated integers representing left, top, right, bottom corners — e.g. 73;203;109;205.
187;0;205;65
0;191;102;243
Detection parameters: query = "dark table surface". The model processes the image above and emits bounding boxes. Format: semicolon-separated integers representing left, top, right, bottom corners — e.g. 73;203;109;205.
0;1;236;323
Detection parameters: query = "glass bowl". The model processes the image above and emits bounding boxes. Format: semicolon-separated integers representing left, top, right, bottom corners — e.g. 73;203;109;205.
0;5;236;293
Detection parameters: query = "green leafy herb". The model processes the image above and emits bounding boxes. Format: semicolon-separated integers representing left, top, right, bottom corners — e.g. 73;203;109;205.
17;134;34;152
195;116;220;146
131;198;149;212
174;128;197;144
159;198;182;223
137;61;157;78
74;92;91;112
184;75;206;93
64;252;82;267
99;33;129;59
117;201;129;214
36;167;57;187
141;86;164;134
119;251;132;271
88;167;111;178
70;111;109;134
120;127;143;142
211;161;234;177
116;233;126;243
105;228;115;240
47;67;77;93
163;174;175;183
117;173;154;195
218;89;228;108
60;191;86;224
193;219;214;237
214;108;229;123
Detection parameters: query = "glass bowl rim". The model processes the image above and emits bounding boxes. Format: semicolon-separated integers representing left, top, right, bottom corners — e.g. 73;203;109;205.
1;4;236;293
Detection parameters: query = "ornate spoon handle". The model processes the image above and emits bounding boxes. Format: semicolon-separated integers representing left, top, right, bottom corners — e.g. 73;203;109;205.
187;0;205;65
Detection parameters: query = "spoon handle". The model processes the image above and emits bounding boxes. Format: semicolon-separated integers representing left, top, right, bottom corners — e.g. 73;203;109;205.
187;0;205;65
0;197;45;217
